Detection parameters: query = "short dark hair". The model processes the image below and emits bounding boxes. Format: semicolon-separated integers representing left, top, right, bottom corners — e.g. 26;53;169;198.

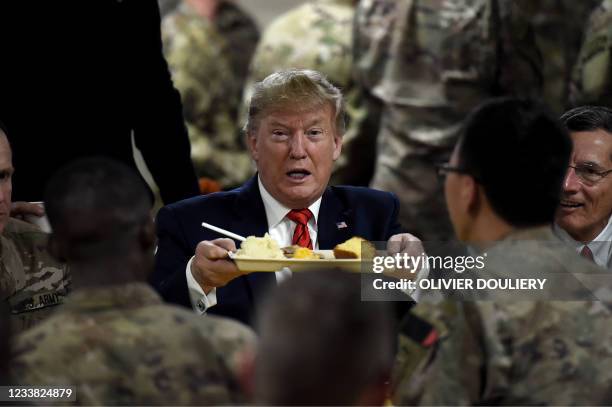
0;120;8;136
561;106;612;162
255;271;394;405
457;98;572;227
560;105;612;134
44;157;152;261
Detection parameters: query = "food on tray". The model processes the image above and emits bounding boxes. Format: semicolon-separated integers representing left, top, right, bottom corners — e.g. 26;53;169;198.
235;233;284;259
234;235;375;261
282;245;323;259
333;236;376;259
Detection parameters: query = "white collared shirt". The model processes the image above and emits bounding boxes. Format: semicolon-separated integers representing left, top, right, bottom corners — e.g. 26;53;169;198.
186;176;322;314
553;215;612;269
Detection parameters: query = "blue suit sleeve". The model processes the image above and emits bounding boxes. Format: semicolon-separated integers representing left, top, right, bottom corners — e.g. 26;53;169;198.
151;205;192;308
386;191;405;238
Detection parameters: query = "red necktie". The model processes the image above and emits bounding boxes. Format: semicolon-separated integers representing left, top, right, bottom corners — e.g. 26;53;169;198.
287;209;313;249
580;245;595;263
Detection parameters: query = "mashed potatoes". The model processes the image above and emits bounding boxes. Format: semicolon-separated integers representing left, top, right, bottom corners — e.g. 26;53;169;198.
235;233;284;259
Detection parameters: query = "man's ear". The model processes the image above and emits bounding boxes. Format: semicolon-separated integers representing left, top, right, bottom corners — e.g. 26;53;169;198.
48;234;68;263
246;132;259;162
464;176;481;215
332;132;343;161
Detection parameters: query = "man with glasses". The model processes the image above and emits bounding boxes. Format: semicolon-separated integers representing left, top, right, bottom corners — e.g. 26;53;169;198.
555;106;612;269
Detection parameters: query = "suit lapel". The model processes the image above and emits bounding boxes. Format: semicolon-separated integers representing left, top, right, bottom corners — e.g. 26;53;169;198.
317;187;354;249
230;175;267;237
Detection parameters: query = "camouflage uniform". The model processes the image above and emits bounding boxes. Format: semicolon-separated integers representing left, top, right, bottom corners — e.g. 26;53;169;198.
393;227;612;405
244;0;370;185
162;1;259;189
11;283;256;405
247;0;354;88
570;0;612;107
0;218;70;335
355;0;542;241
532;0;599;113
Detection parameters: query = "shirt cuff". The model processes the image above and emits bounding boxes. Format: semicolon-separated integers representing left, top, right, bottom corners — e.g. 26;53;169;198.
409;263;430;302
186;256;217;314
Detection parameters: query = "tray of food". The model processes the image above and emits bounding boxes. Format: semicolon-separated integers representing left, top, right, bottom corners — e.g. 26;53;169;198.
228;234;375;273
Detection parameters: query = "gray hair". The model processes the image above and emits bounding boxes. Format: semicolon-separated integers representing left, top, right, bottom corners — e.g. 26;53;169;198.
244;69;346;136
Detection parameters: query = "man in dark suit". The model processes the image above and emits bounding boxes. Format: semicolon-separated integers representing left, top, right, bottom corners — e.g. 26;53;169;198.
0;0;199;204
153;69;420;326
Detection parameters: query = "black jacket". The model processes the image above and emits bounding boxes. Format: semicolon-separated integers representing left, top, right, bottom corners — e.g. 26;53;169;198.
0;0;199;203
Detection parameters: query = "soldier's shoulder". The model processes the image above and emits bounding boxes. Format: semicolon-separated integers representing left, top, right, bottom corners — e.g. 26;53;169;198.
139;304;255;385
11;309;78;373
508;238;604;275
2;218;52;258
11;306;240;404
198;313;257;346
170;307;257;356
2;217;65;272
142;302;256;345
3;218;70;333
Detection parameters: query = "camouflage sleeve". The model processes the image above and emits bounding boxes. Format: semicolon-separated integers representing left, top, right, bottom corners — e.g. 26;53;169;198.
494;0;543;97
329;84;380;186
393;302;487;405
352;0;399;95
569;1;612;107
334;0;398;186
215;1;260;83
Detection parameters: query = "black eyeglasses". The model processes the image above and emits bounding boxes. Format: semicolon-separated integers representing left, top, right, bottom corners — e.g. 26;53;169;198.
568;164;612;185
435;162;483;183
435;162;478;179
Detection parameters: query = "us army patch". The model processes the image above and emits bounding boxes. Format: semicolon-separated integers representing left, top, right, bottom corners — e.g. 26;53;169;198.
8;290;64;314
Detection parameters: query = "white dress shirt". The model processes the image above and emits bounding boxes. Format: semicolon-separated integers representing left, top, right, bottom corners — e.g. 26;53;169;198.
186;176;321;314
554;215;612;269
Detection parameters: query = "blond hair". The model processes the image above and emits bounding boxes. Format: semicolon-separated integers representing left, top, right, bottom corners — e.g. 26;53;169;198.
244;69;346;136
